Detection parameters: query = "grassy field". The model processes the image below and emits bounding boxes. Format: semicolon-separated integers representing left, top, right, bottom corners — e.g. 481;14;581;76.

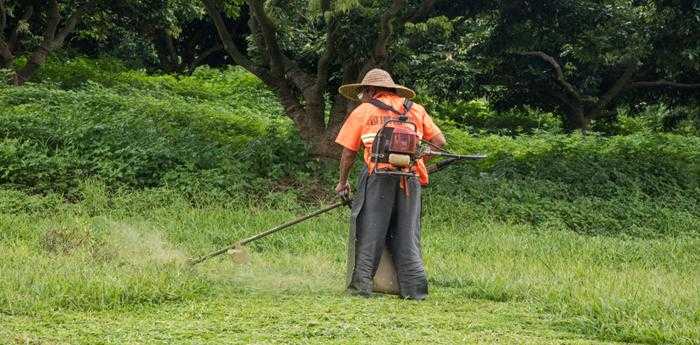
1;188;698;345
1;58;698;344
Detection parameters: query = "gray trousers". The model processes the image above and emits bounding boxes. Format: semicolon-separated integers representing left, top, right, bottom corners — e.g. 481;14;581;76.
345;167;428;299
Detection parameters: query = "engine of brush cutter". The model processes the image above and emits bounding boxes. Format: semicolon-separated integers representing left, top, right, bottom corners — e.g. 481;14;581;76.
371;119;420;175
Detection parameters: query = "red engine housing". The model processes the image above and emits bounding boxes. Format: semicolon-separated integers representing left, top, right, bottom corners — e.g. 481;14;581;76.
389;126;419;155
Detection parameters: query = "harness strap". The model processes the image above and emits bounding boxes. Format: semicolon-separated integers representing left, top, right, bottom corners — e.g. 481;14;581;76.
367;98;418;196
368;97;416;179
368;98;413;119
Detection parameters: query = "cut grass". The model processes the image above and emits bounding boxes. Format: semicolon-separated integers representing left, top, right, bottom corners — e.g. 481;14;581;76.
0;190;698;344
1;290;633;345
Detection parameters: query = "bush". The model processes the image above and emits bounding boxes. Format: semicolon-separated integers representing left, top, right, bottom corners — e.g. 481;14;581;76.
592;103;700;136
0;63;309;198
419;96;562;135
430;131;700;236
1;57;698;237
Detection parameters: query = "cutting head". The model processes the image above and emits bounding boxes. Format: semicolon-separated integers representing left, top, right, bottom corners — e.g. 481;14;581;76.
227;244;250;264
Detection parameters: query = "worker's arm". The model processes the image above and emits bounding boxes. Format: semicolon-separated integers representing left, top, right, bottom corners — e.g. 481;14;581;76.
423;132;447;164
336;147;357;195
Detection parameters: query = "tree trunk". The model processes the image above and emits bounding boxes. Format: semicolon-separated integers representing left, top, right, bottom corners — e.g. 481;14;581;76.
202;0;436;160
287;99;351;159
310;131;343;158
0;42;13;68
151;30;181;73
8;4;82;86
288;105;341;158
563;107;589;132
313;92;357;159
13;47;49;85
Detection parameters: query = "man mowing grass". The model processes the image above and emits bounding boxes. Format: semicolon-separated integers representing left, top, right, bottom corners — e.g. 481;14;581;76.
335;69;446;300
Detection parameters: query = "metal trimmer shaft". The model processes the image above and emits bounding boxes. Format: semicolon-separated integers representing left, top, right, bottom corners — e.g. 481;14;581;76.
188;201;348;265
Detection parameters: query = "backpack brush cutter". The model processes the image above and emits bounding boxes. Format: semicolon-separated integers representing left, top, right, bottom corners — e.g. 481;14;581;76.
368;98;477;177
188;97;485;266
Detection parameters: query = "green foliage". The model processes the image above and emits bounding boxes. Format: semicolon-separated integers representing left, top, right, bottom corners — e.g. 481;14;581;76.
394;15;494;101
26;56;131;88
431;131;699;237
420;96;562;135
592;103;700;136
0;60;316;198
1;58;698;238
474;0;700;129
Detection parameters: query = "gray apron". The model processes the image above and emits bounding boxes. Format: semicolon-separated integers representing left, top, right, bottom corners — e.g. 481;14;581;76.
345;167;428;299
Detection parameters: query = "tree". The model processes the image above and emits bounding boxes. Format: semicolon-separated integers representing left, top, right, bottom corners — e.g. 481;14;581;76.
391;13;494;102
0;0;92;84
476;0;700;131
103;0;231;73
1;0;221;82
201;0;439;157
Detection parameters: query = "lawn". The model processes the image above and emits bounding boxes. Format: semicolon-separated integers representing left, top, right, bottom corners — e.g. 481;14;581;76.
1;190;697;345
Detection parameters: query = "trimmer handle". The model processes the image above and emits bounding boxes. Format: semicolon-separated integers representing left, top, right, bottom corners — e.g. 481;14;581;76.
338;190;353;207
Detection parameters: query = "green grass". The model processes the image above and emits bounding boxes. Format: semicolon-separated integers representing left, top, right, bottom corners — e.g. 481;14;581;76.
1;188;697;344
0;56;698;344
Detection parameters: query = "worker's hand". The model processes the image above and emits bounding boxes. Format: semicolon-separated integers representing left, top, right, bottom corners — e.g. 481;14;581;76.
335;180;351;197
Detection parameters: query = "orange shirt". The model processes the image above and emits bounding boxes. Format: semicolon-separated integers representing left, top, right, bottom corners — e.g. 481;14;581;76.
335;92;442;185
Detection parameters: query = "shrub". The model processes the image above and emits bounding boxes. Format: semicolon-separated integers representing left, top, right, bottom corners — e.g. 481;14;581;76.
592;103;700;136
0;64;304;198
419;96;562;135
430;131;700;236
1;57;698;237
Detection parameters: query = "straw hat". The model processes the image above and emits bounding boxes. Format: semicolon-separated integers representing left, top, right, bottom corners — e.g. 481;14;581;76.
339;68;416;101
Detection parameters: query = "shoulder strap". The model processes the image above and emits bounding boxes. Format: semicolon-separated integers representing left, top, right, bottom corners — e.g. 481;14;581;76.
403;99;413;114
369;98;413;117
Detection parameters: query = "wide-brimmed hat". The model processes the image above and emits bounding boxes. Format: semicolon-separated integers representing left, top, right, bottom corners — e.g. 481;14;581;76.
338;68;415;101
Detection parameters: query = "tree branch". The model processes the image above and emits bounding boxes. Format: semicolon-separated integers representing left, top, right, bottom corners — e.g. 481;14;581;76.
1;0;7;34
8;6;33;50
200;0;273;84
246;0;315;93
160;29;179;69
246;0;284;75
360;0;435;75
371;0;404;67
544;87;577;112
247;14;272;68
189;44;223;70
401;0;435;22
312;2;338;113
278;79;325;141
45;0;61;41
628;80;700;89
328;62;361;129
520;51;596;105
52;8;83;47
315;11;336;87
594;60;640;111
0;0;8;64
239;2;323;135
